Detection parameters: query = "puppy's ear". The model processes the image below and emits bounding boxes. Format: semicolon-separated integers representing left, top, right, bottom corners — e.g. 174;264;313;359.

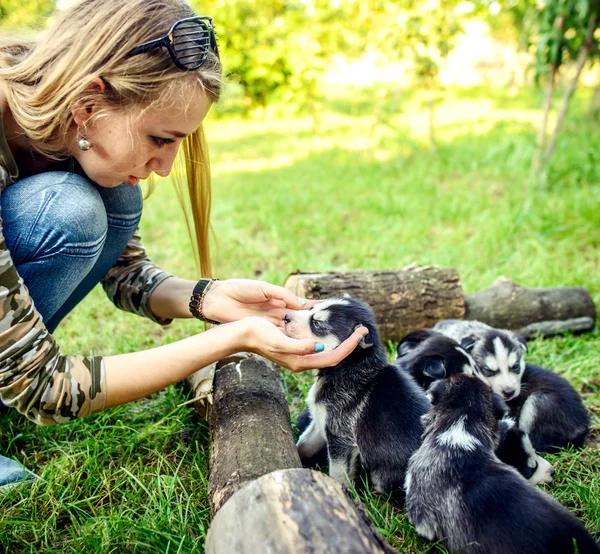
460;335;478;351
358;333;373;349
396;329;434;358
513;333;528;353
354;324;373;349
491;393;509;420
423;357;446;380
426;379;449;405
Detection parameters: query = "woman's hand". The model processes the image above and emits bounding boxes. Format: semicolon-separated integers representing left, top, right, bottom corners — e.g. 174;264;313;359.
202;279;315;327
237;317;368;372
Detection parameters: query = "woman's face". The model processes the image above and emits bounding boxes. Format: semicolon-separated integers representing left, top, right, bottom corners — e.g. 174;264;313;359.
73;84;212;188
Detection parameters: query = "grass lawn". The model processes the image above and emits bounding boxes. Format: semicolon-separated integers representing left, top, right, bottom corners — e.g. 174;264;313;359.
1;84;599;553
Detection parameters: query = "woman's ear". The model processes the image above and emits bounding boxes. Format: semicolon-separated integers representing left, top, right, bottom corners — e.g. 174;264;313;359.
71;77;107;125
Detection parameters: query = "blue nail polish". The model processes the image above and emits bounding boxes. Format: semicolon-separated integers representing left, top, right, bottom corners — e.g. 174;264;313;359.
315;343;325;353
298;297;307;305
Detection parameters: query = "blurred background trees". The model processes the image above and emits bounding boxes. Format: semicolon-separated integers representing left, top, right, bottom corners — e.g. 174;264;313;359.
2;0;600;173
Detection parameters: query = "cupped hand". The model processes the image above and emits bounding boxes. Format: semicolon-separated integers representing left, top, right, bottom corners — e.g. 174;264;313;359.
239;316;368;372
202;279;316;326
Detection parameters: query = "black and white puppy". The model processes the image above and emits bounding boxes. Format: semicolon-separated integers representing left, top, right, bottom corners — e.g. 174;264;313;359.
507;363;590;453
433;319;528;401
405;375;600;554
496;415;555;484
286;297;430;495
395;328;477;389
395;328;554;485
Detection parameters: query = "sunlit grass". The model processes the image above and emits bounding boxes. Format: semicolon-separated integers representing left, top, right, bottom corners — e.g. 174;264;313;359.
1;85;599;552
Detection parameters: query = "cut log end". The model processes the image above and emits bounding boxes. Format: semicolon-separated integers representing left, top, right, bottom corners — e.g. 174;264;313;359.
206;469;399;554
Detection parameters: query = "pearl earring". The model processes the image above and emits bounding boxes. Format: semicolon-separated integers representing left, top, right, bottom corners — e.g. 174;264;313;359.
78;136;92;151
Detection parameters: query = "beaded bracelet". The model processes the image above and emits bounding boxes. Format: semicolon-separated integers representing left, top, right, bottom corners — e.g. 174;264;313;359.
189;278;221;325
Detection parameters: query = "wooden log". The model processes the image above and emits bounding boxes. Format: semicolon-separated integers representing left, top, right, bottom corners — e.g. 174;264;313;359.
207;356;301;513
205;468;398;554
465;277;596;338
284;265;465;342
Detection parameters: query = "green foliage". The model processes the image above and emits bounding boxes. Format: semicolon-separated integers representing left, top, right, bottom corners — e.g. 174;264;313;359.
375;0;463;90
0;0;56;28
533;0;596;79
194;0;465;111
194;0;367;110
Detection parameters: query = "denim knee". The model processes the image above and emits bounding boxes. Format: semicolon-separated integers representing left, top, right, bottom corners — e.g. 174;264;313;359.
2;171;108;263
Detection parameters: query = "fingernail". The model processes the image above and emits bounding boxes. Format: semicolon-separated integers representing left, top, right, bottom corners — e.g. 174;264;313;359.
297;297;307;305
315;343;325;353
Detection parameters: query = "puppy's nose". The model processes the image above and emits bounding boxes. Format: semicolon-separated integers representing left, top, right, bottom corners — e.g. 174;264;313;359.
549;465;556;476
502;389;516;400
284;313;292;323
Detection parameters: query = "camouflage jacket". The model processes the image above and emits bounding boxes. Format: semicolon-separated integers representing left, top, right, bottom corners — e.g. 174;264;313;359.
0;110;173;425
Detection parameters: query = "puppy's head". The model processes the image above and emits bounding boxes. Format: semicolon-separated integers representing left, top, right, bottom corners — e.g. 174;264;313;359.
460;330;527;402
396;329;477;385
425;375;499;448
284;296;379;354
497;419;555;485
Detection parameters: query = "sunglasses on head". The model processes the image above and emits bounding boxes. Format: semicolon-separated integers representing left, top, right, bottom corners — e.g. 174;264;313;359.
126;16;219;71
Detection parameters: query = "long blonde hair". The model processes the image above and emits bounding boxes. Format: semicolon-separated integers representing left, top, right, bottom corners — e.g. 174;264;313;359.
0;0;222;277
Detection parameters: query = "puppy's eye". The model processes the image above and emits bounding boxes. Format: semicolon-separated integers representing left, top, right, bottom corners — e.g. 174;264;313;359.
481;366;498;377
311;319;324;331
510;363;521;373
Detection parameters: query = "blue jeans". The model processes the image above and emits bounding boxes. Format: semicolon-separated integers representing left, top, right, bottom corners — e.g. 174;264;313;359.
1;171;142;331
0;171;142;487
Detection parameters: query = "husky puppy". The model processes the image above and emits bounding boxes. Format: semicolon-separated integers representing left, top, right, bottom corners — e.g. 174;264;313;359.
405;375;600;554
395;328;554;485
507;363;590;453
286;297;430;495
394;328;477;389
433;319;528;401
496;415;555;484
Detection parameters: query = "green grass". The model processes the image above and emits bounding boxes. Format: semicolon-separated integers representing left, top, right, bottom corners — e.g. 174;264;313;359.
1;84;599;553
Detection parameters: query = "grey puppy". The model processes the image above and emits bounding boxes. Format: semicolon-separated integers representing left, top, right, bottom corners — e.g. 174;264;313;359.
433;319;528;401
286;297;430;497
405;375;600;554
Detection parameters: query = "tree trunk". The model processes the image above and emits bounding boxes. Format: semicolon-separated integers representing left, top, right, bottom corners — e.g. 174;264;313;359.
205;469;398;554
207;356;301;514
586;80;600;119
532;15;564;173
544;9;598;165
427;96;437;153
464;277;596;338
284;266;465;342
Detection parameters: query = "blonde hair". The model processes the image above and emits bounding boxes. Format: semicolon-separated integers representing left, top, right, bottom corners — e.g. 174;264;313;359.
0;0;222;277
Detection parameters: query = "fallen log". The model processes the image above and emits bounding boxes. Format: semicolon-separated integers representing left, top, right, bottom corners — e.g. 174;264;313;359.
465;277;596;338
284;270;596;340
205;468;398;554
284;265;465;341
207;355;300;513
205;356;399;553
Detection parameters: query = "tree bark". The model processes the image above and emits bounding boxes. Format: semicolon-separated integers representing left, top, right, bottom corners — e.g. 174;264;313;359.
544;9;598;165
586;79;600;119
205;356;399;554
464;277;596;337
532;15;564;173
205;468;398;554
284;266;465;342
427;96;437;153
207;356;301;514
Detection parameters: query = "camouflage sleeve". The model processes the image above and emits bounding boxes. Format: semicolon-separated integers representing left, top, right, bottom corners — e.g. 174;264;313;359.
0;171;106;425
101;230;174;325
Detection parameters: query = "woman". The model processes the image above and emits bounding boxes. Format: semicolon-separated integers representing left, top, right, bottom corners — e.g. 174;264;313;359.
0;0;366;488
